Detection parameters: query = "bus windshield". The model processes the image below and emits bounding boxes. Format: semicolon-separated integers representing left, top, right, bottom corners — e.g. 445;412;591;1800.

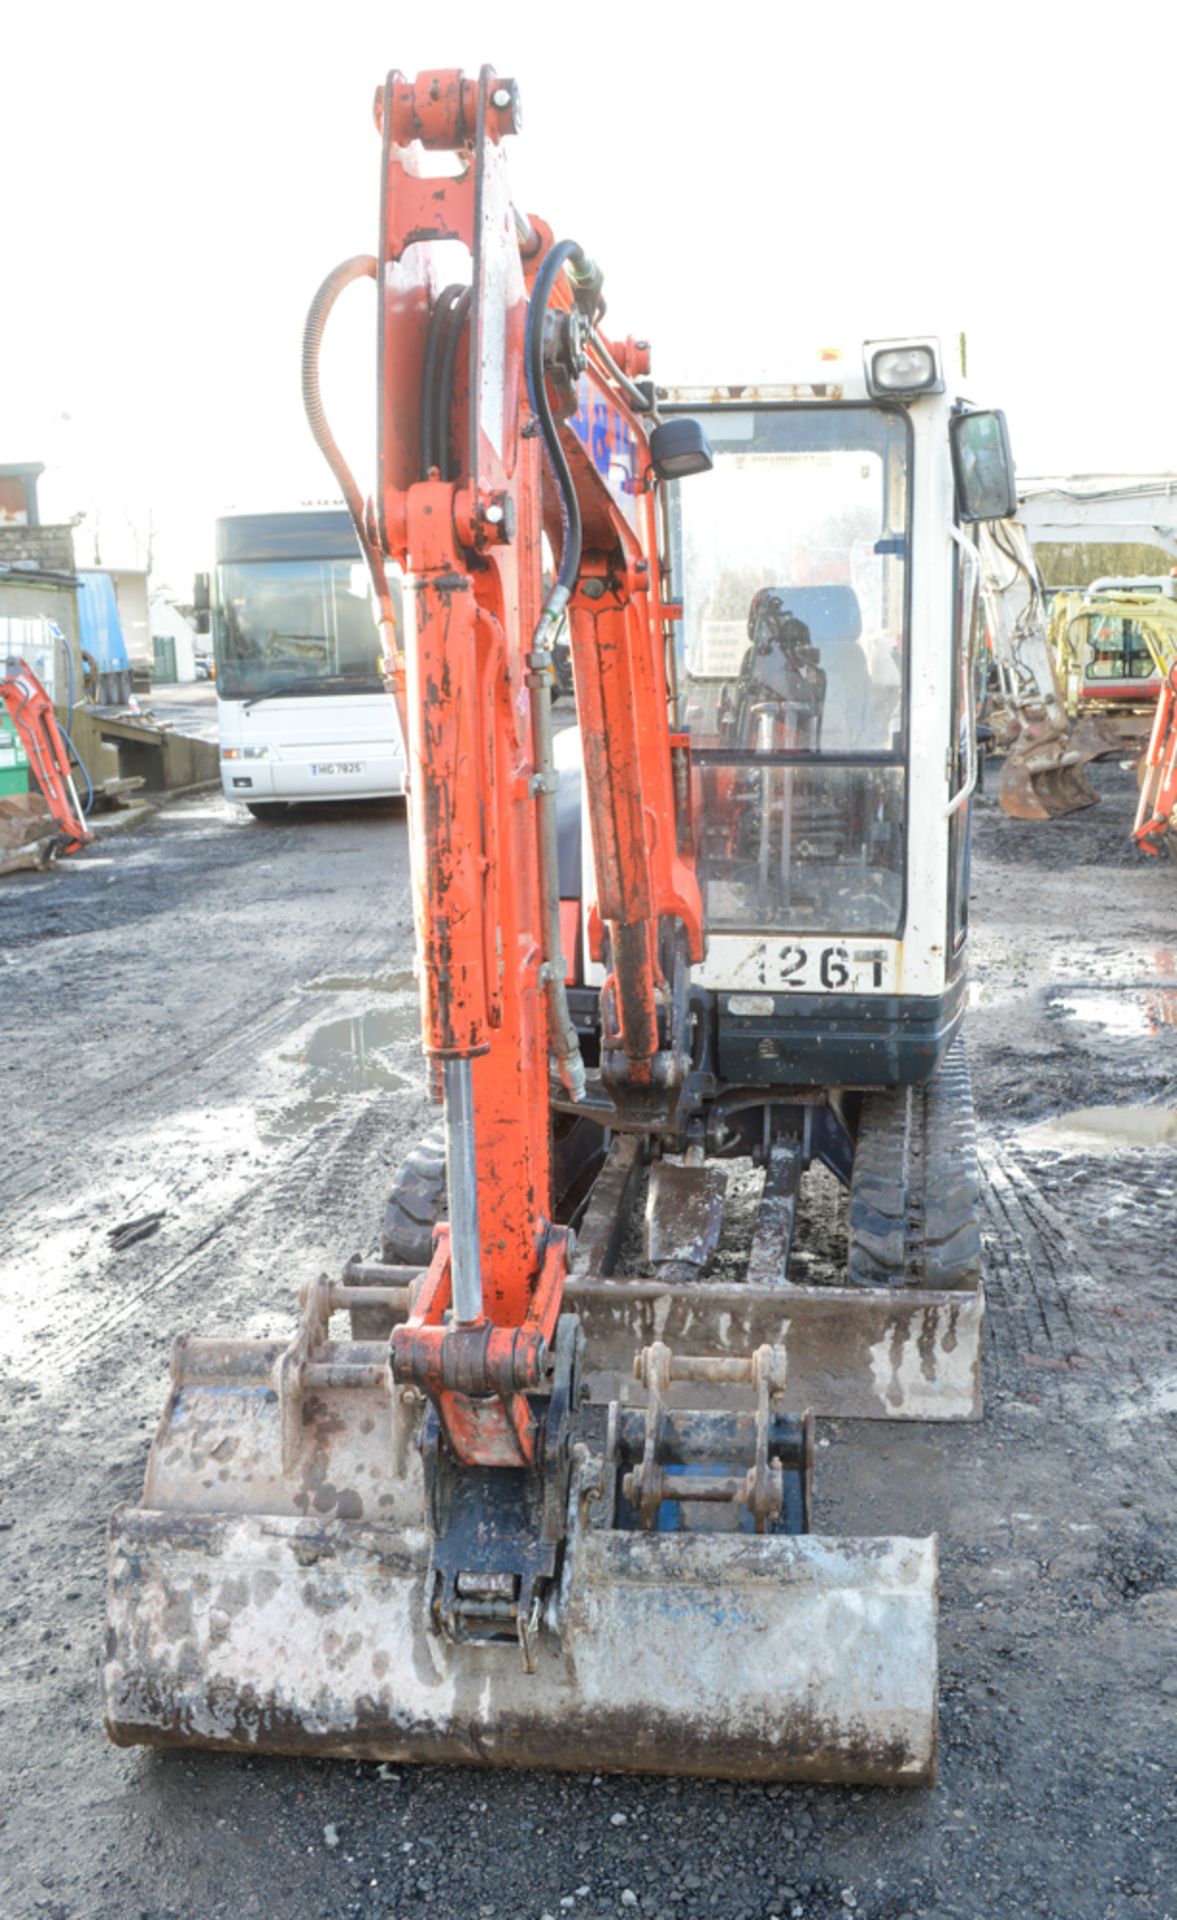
214;558;381;701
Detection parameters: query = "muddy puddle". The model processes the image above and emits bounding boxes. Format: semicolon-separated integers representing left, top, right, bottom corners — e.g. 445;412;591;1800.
262;1003;416;1141
302;1006;415;1083
1022;1103;1177;1153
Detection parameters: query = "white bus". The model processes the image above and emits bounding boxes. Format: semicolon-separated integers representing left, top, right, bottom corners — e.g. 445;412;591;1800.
213;509;405;816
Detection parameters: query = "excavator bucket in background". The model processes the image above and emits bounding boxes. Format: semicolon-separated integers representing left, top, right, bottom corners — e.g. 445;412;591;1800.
980;520;1117;819
997;720;1100;819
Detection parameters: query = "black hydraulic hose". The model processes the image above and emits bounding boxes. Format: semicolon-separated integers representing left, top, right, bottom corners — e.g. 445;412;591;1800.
526;239;587;611
419;284;465;481
436;287;473;482
523;239;602;1103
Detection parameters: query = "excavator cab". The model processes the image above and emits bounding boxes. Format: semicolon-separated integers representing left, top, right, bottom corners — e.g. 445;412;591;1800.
105;72;1013;1789
607;374;982;1088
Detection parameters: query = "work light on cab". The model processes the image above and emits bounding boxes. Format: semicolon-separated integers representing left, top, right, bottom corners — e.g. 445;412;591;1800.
864;339;945;398
648;416;713;480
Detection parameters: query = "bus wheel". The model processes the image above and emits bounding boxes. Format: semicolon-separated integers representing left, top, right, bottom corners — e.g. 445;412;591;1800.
246;803;285;822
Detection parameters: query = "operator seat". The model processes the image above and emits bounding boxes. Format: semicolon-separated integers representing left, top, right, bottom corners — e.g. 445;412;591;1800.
770;584;870;749
736;590;824;741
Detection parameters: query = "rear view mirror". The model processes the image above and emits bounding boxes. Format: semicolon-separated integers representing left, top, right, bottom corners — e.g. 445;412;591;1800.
191;572;211;636
950;410;1016;521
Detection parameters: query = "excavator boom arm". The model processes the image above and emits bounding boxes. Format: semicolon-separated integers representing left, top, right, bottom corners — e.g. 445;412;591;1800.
363;66;703;1462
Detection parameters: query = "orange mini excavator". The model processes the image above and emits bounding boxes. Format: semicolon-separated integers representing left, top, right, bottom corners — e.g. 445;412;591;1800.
105;65;1020;1783
0;656;91;858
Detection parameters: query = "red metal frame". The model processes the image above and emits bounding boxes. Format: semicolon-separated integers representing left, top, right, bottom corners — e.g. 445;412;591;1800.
367;66;702;1464
0;659;91;854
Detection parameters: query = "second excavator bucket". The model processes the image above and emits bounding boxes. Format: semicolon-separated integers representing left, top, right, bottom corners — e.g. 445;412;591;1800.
104;1285;938;1786
998;722;1100;818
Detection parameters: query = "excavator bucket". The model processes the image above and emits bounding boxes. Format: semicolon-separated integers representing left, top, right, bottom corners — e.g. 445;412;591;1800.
104;1282;939;1785
1070;711;1129;764
998;724;1100;819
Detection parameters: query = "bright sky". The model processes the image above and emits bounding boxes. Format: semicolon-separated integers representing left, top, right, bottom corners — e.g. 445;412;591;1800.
3;0;1173;589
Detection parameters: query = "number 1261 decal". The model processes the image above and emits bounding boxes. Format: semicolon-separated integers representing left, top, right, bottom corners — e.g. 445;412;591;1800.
776;944;887;991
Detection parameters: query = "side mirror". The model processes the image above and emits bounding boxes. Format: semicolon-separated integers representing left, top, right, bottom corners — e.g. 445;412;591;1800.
191;572;211;636
950;410;1016;521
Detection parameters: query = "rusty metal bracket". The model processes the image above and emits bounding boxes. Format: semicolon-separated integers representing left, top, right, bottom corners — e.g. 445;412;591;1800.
622;1341;808;1534
276;1272;414;1473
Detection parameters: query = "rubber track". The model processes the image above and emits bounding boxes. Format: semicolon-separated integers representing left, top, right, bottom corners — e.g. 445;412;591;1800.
848;1037;982;1289
381;1125;448;1268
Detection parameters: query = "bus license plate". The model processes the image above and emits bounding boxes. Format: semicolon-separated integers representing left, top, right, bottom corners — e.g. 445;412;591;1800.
311;762;364;776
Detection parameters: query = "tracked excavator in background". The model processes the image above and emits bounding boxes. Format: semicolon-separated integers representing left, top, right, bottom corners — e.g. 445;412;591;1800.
1049;580;1177;854
982;551;1177;844
1049;580;1175;753
978;518;1123;819
104;66;1017;1785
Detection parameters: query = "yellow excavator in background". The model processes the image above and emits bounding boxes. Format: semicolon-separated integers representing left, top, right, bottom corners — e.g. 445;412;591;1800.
1050;579;1177;753
979;520;1121;818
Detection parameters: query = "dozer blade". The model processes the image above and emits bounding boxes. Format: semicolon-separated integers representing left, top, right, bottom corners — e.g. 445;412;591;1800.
104;1330;938;1785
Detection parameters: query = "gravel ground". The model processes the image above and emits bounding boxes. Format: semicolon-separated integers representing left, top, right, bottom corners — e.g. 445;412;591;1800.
1;764;1174;1920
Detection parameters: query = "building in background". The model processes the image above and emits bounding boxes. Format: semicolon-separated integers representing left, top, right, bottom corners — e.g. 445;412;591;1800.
0;462;45;527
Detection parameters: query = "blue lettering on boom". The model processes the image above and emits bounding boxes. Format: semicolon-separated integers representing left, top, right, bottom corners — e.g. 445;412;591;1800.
566;378;639;525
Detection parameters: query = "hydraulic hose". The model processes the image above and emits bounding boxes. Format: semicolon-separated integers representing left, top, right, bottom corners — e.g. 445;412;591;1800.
588;328;658;421
60;723;93;815
436;287;473;483
301;256;403;724
525;239;599;1104
63;623;75;733
526;239;588;635
419;284;466;481
302;256;378;550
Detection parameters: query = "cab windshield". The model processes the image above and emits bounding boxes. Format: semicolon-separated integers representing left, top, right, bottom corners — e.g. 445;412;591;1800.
671;404;909;936
214;559;382;702
1081;615;1158;686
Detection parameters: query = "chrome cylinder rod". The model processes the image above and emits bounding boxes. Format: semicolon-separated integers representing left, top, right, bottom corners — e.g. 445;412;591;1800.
443;1057;484;1325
